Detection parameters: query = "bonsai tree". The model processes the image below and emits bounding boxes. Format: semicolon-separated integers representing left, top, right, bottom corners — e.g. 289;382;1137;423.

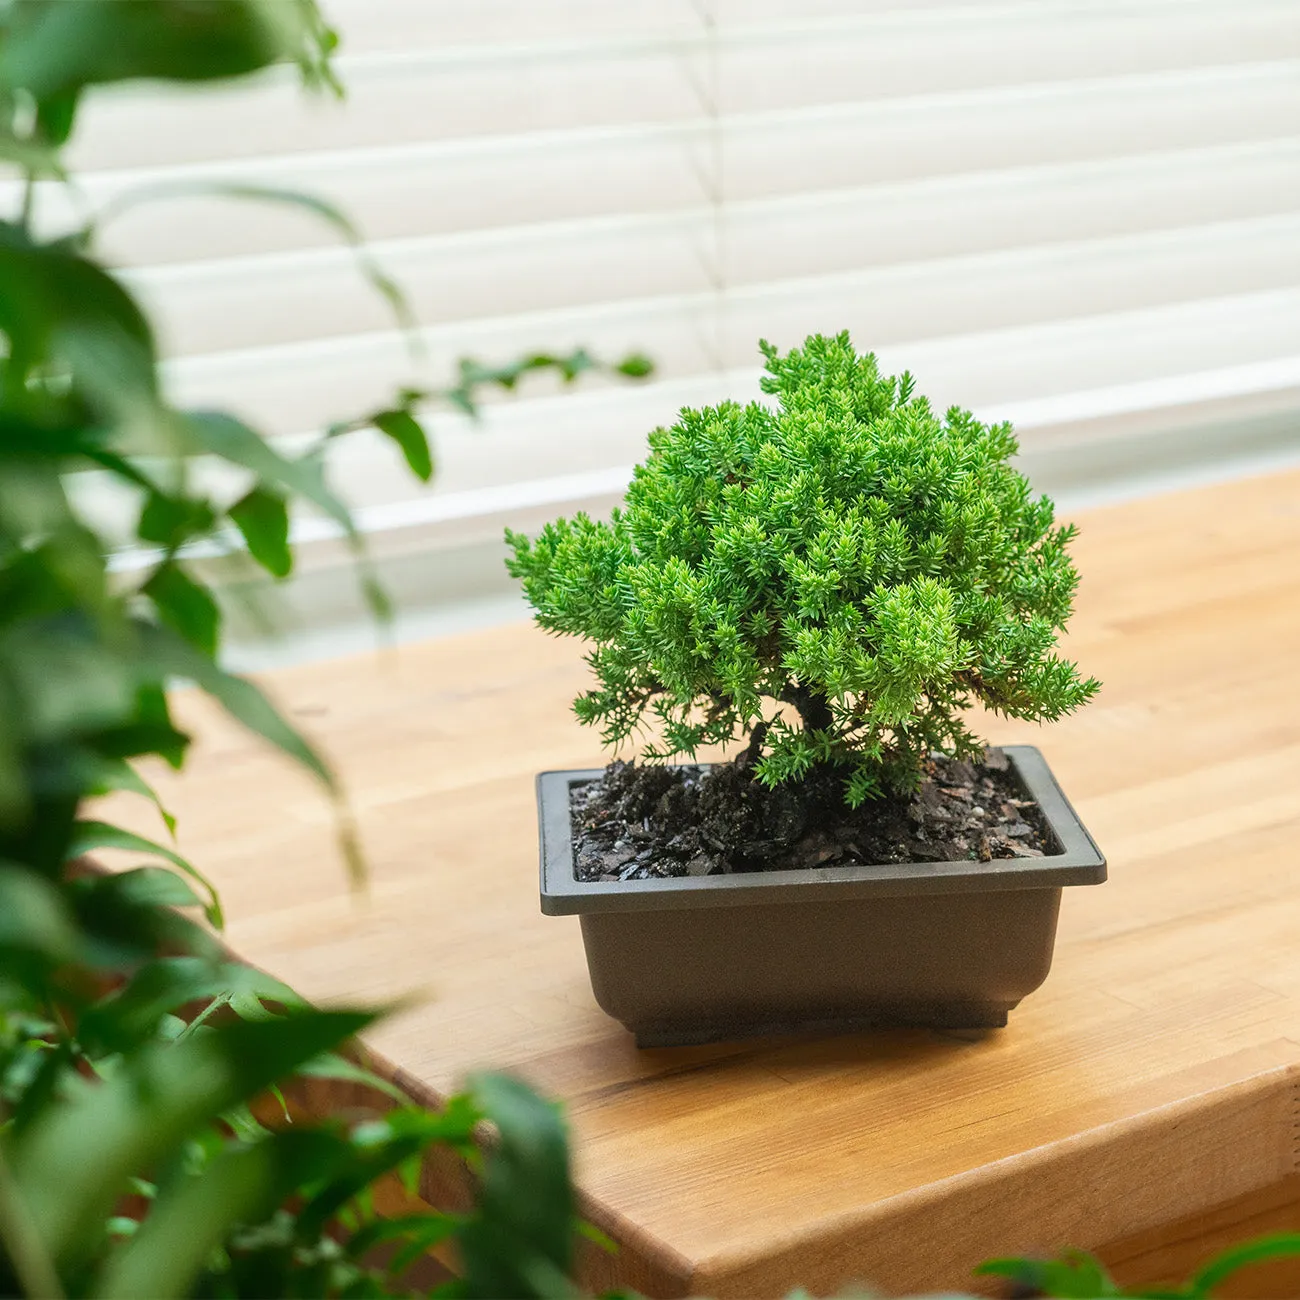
507;332;1098;805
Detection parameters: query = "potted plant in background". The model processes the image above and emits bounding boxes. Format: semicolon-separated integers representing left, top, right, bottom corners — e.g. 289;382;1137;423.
508;332;1106;1047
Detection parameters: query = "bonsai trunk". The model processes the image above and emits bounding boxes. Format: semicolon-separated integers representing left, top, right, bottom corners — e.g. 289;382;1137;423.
738;721;769;771
734;686;837;778
738;687;833;774
788;685;833;733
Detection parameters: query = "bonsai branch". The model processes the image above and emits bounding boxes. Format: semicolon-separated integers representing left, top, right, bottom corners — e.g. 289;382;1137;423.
781;683;834;734
738;720;769;771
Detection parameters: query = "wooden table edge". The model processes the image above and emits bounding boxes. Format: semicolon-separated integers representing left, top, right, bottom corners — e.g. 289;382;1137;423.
684;1055;1300;1296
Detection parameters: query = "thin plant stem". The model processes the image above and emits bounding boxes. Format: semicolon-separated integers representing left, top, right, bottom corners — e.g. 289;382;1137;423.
174;993;231;1042
19;168;35;229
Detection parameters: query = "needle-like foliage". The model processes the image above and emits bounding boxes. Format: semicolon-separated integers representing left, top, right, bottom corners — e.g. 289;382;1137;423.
507;333;1099;804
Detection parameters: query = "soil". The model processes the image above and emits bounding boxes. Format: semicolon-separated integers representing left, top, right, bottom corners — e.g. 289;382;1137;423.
570;749;1059;881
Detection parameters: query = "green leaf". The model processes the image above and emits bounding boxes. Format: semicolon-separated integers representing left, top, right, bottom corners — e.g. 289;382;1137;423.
293;1120;438;1240
0;864;78;961
294;1052;412;1106
975;1252;1119;1298
134;620;334;790
360;572;393;627
220;1099;271;1143
1188;1233;1300;1296
0;0;303;100
353;1099;481;1158
181;411;392;622
0;221;158;415
576;1220;619;1255
97;1129;345;1300
137;493;217;551
79;958;297;1056
458;1073;575;1300
444;346;643;419
89;719;192;774
35;85;81;145
180;410;351;534
346;1213;460;1268
0;135;66;178
0;452;76;539
68;820;221;928
97;1150;270;1299
142;562;221;658
388;1216;461;1277
7;1039;75;1137
64;868;216;967
373;408;433;482
552;348;594;383
0;615;138;749
99;683;191;771
96;865;202;910
614;353;654;379
229;991;275;1021
9;1009;375;1272
0;468;114;623
87;758;177;838
292;1106;481;1245
228;486;292;578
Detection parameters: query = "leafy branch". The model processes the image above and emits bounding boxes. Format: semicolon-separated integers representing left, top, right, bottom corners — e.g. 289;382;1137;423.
0;2;647;1296
508;332;1096;804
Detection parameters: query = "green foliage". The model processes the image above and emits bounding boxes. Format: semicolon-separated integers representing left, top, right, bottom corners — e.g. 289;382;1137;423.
0;0;652;838
456;1075;574;1300
0;2;383;843
0;2;649;1296
978;1236;1300;1299
508;333;1098;802
0;957;581;1299
0;0;336;100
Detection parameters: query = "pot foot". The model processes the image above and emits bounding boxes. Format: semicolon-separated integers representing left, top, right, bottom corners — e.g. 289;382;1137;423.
631;1001;1013;1048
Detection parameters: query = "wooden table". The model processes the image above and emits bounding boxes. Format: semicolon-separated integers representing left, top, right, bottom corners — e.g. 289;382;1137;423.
114;468;1300;1297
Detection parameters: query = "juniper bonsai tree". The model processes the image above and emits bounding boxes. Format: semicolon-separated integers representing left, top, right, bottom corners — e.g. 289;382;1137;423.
507;332;1098;806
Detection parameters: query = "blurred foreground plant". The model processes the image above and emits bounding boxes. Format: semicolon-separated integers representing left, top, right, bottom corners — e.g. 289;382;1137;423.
0;2;643;1295
978;1237;1300;1299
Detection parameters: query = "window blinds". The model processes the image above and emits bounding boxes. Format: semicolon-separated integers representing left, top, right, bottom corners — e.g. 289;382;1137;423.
27;0;1300;636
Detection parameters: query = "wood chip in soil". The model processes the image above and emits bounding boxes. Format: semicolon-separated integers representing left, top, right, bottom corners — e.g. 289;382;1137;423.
570;749;1058;882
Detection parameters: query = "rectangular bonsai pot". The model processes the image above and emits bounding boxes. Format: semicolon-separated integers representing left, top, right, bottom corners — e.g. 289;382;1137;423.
538;745;1105;1048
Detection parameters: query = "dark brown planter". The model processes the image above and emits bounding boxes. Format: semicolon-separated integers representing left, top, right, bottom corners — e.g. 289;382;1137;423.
538;746;1105;1047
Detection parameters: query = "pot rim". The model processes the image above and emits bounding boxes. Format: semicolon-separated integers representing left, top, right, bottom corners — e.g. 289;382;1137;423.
538;744;1105;916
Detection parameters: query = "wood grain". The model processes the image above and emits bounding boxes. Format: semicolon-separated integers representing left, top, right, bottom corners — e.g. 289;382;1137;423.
99;467;1300;1296
1099;1176;1300;1299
